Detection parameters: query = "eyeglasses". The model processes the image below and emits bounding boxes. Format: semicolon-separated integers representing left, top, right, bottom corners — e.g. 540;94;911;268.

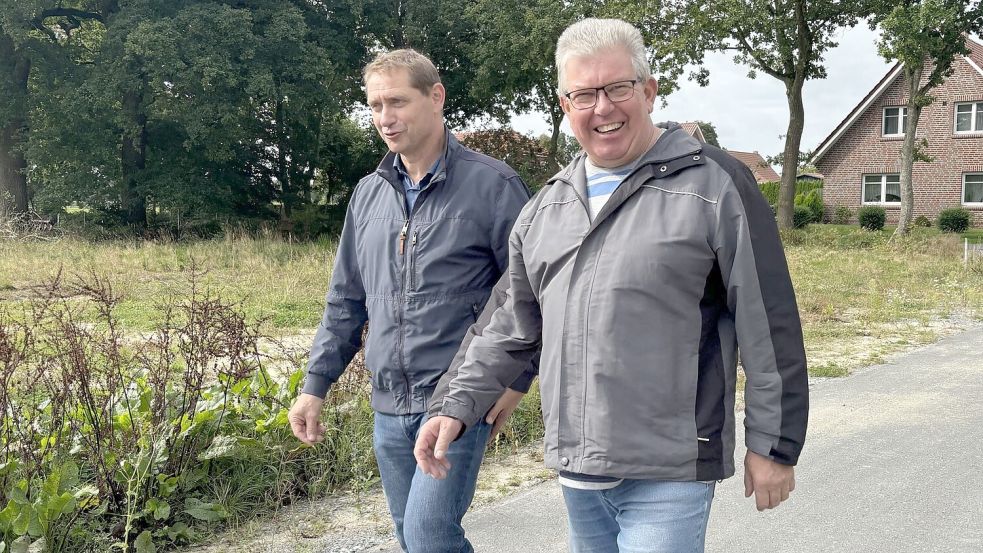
563;80;639;110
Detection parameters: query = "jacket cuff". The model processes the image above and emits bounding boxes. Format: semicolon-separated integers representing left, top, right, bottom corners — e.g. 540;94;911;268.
507;370;535;393
438;399;482;429
301;372;333;399
745;428;800;466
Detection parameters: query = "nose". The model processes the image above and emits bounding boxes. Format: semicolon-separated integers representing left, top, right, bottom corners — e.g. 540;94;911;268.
593;89;615;116
379;105;397;128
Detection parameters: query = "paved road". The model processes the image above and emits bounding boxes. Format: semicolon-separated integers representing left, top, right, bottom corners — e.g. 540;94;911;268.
388;326;983;553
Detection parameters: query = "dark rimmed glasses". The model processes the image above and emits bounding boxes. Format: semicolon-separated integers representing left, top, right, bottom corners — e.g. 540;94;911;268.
563;80;639;110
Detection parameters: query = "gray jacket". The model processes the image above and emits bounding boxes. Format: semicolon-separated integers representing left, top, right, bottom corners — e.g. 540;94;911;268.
303;130;536;414
437;123;809;481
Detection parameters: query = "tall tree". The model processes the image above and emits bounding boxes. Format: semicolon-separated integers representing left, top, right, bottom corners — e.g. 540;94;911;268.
0;0;109;215
695;120;721;147
871;0;983;238
659;0;864;228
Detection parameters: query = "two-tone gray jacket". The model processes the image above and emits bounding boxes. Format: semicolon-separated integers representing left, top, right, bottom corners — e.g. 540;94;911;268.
437;122;809;481
302;130;536;414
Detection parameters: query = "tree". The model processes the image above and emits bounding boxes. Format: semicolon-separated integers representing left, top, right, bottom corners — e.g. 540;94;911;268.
870;0;983;238
658;0;864;228
0;0;109;215
695;120;720;147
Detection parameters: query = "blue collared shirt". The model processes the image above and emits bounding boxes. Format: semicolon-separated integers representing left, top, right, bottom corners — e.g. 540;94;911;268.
393;155;442;213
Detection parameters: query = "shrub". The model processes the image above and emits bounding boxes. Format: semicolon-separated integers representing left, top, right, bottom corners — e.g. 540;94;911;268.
937;208;970;233
758;180;823;206
832;206;852;225
793;206;813;228
794;189;824;223
858;206;886;231
913;215;932;228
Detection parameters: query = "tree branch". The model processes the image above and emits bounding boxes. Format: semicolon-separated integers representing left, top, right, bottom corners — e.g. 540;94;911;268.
38;8;105;24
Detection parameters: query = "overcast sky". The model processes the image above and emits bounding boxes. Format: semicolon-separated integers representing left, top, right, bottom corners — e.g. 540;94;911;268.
511;25;894;173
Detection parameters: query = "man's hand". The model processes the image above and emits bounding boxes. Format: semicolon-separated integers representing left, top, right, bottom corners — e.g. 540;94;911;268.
744;450;796;511
414;415;464;480
485;389;525;442
288;393;326;446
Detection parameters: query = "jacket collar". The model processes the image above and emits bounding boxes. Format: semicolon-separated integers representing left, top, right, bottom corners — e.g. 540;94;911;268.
376;126;459;191
546;122;706;233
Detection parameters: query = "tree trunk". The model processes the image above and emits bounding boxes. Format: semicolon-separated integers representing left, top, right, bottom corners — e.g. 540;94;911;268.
893;64;923;239
275;89;293;218
121;87;147;228
0;38;31;214
777;76;806;229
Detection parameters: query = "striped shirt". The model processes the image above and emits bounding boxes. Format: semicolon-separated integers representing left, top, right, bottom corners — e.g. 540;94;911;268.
585;159;634;220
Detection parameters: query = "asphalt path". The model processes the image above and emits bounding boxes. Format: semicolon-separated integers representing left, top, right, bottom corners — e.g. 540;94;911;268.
382;326;983;552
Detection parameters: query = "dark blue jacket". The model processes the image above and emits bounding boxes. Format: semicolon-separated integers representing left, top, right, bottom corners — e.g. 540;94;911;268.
303;130;536;414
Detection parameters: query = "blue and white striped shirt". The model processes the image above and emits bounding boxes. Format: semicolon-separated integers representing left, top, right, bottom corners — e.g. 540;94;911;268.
585;159;634;220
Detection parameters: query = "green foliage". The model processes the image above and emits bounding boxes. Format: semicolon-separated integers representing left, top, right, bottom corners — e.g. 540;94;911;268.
693;120;720;147
793;205;813;228
832;206;853;225
0;269;377;551
858;206;887;231
461;129;556;190
794;188;825;223
913;215;932;227
937;207;970;233
759;180;823;206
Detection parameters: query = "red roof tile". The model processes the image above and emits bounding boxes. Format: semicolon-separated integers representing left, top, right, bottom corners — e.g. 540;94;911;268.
726;150;781;183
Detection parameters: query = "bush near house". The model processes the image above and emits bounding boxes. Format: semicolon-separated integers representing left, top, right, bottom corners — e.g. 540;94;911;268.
795;189;824;223
914;215;932;228
832;206;853;225
759;180;823;206
793;206;814;228
937;208;970;233
858;206;887;231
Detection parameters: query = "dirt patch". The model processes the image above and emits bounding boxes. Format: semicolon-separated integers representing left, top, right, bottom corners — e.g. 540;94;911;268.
181;442;552;553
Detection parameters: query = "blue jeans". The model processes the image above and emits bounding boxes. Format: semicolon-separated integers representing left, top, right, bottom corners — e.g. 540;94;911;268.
373;412;491;553
562;479;716;553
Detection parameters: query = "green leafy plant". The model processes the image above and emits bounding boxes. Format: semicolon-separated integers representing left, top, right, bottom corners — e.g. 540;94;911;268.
937;208;970;233
793;206;813;228
832;206;852;225
858;206;887;231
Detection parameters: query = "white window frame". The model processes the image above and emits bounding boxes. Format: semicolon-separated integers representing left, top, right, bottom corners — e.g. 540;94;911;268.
882;106;908;137
964;173;983;206
862;174;902;205
953;101;983;134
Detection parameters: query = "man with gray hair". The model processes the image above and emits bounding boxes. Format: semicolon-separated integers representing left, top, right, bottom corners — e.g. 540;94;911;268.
416;18;809;552
287;48;536;552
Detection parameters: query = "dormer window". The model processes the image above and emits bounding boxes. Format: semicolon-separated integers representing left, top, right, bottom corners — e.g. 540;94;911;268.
954;102;983;134
882;107;907;137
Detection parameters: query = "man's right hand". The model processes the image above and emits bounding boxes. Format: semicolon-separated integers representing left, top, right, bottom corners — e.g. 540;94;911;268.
288;393;327;446
414;415;464;479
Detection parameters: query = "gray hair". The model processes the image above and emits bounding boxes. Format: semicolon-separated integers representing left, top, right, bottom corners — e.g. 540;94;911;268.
555;18;650;93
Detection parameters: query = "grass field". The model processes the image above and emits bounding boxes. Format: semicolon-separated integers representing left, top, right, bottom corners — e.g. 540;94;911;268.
2;224;981;378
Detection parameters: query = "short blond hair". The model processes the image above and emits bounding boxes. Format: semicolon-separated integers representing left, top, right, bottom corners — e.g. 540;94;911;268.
363;49;441;94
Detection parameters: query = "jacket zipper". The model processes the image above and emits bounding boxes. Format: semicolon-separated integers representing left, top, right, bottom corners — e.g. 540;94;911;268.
410;231;419;290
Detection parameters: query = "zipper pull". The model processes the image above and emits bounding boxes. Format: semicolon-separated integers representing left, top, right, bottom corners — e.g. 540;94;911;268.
399;221;409;255
412;231;418;248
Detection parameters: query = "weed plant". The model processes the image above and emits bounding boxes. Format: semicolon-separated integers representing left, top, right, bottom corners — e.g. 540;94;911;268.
0;268;374;552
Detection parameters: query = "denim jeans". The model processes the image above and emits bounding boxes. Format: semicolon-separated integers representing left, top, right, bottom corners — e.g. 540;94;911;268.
562;479;716;553
373;411;491;553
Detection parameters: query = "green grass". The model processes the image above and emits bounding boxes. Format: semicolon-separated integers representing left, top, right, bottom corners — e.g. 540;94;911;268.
0;233;336;331
2;223;981;375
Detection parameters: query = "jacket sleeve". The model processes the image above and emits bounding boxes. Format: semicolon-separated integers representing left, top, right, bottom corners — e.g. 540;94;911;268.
491;175;533;273
301;188;369;399
428;271;541;418
712;164;809;466
437;202;543;428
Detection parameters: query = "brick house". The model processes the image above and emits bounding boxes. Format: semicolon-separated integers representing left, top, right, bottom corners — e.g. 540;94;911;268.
812;35;983;226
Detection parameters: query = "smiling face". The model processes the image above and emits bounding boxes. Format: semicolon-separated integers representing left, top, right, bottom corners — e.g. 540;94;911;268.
366;68;445;162
560;47;658;168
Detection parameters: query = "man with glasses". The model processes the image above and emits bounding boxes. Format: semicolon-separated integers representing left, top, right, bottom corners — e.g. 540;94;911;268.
288;48;536;553
417;18;809;552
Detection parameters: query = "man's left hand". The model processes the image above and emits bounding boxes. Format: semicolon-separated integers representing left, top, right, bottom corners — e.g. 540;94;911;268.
485;389;525;441
744;450;796;511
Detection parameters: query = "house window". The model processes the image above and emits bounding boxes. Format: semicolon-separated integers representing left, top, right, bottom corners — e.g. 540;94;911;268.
965;174;983;205
954;102;983;133
863;174;901;204
883;107;907;136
